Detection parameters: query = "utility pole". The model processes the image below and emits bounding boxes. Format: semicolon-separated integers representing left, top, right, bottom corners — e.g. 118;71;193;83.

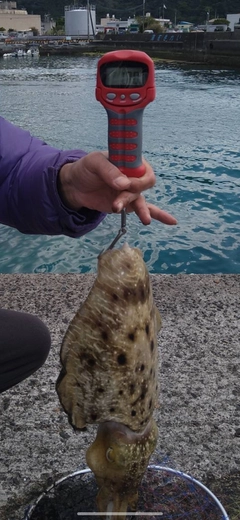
143;0;145;31
87;0;90;40
206;10;209;31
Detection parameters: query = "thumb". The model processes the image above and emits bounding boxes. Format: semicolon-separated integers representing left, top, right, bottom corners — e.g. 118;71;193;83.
89;152;131;190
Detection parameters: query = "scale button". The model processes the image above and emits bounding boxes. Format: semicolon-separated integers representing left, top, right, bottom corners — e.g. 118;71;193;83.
106;93;116;100
120;94;126;100
130;93;140;100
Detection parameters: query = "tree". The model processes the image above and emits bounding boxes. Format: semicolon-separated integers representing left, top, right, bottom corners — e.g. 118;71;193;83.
0;27;6;32
138;16;164;33
212;18;230;25
30;26;39;35
55;17;65;31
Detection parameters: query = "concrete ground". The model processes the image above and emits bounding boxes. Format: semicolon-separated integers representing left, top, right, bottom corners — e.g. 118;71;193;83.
0;273;239;520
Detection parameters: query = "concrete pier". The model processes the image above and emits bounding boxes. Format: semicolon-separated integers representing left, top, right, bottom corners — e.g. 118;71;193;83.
0;273;239;519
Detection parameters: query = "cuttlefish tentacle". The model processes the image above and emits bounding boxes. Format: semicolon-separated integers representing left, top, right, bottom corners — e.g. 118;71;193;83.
86;419;158;518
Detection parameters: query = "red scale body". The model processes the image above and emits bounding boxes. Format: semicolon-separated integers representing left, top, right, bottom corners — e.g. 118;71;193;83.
96;50;156;178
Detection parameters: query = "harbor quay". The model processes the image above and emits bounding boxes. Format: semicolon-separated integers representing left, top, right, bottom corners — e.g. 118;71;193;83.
1;31;240;68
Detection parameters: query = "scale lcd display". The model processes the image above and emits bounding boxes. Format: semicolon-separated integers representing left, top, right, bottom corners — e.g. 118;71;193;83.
100;60;149;88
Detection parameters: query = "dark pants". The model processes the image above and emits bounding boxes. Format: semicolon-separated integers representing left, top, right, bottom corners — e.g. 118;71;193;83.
0;309;51;393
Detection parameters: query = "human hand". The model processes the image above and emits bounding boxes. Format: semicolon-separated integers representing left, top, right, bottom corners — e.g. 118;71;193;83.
58;151;177;226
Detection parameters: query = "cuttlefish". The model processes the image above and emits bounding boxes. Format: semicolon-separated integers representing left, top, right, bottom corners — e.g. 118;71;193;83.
56;243;161;518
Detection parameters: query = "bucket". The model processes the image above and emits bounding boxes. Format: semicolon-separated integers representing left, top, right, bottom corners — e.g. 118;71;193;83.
24;465;229;520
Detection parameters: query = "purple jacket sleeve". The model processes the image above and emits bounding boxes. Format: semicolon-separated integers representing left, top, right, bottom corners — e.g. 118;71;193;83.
0;117;106;237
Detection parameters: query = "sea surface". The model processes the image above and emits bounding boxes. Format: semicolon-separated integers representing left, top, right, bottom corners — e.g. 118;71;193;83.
0;55;239;274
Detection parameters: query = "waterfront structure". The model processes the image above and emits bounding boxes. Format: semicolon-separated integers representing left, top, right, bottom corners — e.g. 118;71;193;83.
0;1;17;8
96;15;139;34
227;13;240;31
176;21;193;32
41;14;56;35
154;17;171;28
0;1;41;34
65;5;96;37
204;18;228;32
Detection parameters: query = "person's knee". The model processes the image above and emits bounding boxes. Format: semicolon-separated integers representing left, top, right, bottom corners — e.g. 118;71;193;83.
28;315;51;370
14;311;51;372
0;309;52;392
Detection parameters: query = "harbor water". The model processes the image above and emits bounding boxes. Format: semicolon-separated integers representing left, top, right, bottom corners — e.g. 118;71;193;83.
0;56;239;274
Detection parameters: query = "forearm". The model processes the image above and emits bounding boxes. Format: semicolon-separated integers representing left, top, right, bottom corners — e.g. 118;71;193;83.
0;117;105;236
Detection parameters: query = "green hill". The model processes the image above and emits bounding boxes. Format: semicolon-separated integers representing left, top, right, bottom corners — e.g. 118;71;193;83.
18;0;240;25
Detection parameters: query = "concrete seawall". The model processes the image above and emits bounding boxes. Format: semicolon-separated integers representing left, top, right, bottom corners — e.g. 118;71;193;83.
1;31;240;68
0;273;239;519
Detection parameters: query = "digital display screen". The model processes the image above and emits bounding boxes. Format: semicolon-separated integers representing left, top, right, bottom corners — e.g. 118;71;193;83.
100;60;148;88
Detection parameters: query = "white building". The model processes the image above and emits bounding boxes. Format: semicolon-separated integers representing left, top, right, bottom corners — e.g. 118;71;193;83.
96;15;137;34
0;1;41;33
0;1;17;9
154;18;171;27
227;13;240;31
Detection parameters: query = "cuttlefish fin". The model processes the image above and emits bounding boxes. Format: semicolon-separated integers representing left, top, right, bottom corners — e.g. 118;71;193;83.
56;372;86;430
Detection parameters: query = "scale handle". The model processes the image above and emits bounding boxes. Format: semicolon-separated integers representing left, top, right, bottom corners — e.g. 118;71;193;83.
106;107;146;178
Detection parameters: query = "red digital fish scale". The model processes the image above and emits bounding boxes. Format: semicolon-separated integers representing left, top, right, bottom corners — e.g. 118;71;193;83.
96;50;156;178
